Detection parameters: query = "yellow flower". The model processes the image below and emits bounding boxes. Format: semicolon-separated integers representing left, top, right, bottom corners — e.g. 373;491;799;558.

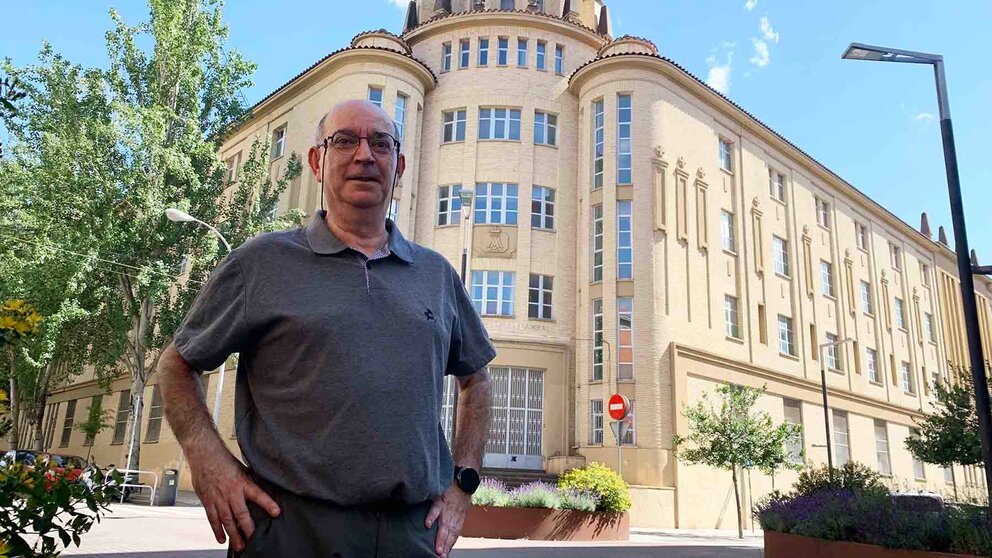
2;300;25;311
0;316;16;331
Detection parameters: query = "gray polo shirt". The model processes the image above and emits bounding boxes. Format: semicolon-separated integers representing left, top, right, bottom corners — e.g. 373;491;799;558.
173;212;496;506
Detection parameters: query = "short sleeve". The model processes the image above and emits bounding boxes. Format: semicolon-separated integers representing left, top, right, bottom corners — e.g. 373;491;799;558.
173;252;251;372
445;266;497;377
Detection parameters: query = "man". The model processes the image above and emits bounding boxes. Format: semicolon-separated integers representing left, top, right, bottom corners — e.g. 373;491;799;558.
159;99;495;558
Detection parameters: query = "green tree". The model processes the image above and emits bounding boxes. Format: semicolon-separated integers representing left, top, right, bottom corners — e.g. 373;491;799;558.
74;395;115;460
673;383;802;539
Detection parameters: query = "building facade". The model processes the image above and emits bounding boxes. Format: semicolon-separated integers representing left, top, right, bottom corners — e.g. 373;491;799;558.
38;0;992;528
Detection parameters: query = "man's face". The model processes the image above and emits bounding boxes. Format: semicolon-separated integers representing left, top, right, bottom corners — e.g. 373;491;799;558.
309;101;405;213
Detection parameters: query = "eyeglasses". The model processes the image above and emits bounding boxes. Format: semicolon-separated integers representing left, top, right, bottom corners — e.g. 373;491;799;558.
322;130;399;157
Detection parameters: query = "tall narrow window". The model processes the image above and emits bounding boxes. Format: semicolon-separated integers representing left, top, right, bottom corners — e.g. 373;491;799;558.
719;138;733;172
894;297;906;330
920;262;931;287
861;281;874;314
459;39;470;68
555;44;564;74
617;201;633;279
471;271;515;316
890;243;902;271
145;385;165;443
478;37;489;66
517;38;528;67
867;348;881;384
821;261;835;297
479;107;522;140
778;315;795;356
825;332;841;370
112;390;131;445
60;399;77;448
536;40;547;70
497;37;509;65
388;199;399;223
770;170;786;203
721;211;736;252
528;274;553;319
616;94;632;184
592;99;605;189
758;304;768;345
783;399;804;464
83;395;103;446
816;198;831;229
442;42;452;71
442;109;467;143
773;236;790;276
592;299;603;381
437;185;463;226
901;361;915;394
271;126;286;159
394;94;407;141
589;399;603;444
911;428;926;479
534;111;557;146
874;419;891;475
531;186;555;230
592;205;604;282
474;182;518;225
832;410;850;464
725;295;741;339
617;297;634;380
857;223;869;251
925;312;935;343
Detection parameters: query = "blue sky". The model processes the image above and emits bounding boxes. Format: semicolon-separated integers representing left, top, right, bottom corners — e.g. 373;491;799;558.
4;1;990;258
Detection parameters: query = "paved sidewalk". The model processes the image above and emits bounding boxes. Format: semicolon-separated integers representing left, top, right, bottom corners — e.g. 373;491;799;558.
60;502;763;557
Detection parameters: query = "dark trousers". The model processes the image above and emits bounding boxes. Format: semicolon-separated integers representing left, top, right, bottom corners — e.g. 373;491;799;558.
230;477;439;558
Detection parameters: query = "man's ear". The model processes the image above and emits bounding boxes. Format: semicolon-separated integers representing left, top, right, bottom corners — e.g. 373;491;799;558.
394;153;406;187
308;145;323;182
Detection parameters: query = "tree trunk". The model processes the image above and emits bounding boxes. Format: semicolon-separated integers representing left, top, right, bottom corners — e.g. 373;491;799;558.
952;467;959;502
732;465;743;539
31;363;53;451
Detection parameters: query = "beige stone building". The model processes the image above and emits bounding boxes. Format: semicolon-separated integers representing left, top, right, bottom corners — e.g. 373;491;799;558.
37;0;992;529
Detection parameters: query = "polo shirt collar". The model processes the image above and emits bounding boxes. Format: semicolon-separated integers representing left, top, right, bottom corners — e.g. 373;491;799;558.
306;211;415;264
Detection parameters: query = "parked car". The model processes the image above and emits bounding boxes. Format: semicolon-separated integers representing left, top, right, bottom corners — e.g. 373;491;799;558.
0;449;39;468
1;450;87;482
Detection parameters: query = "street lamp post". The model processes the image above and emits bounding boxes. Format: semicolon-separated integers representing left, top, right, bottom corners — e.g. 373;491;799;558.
842;43;992;500
819;337;854;472
450;190;475;451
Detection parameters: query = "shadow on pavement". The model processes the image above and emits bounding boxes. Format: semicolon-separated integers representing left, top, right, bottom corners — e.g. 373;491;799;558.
71;545;761;558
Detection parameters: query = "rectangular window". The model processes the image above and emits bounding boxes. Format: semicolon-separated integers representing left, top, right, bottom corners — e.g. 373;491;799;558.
271;126;286;159
59;399;77;448
590;399;603;444
478;37;489;66
224;151;241;184
501;0;515;9
531;186;555;230
945;466;953;484
890;243;902;271
857;223;869;251
555;44;564;74
442;42;452;71
911;428;926;479
83;395;103;446
145;385;164;443
901;361;915;394
875;419;891;475
817;198;831;229
534;111;558;146
497;37;509;65
592;99;605;189
471;271;515;316
778;315;795;356
861;281;874;315
528;274;553;319
783;399;804;465
111;389;131;445
517;38;528;67
388;198;399;223
621;400;636;446
725;295;741;339
825;332;841;370
442;109;467;143
867;348;881;384
774;236;790;277
925;312;935;343
592;299;604;381
616;94;632;184
617;297;634;380
367;86;383;108
394;94;407;140
474;182;518;225
479;107;522;140
770;170;786;203
894;297;906;330
617;201;633;280
833;410;851;465
536;40;547;70
459;39;470;68
921;262;931;287
721;211;736;252
43;402;61;450
719;138;733;172
821;260;835;298
592;205;604;282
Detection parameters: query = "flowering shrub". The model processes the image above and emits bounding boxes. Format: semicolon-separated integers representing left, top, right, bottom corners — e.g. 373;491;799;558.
793;461;887;497
560;488;598;512
558;462;632;513
470;478;604;512
510;481;563;509
472;478;511;507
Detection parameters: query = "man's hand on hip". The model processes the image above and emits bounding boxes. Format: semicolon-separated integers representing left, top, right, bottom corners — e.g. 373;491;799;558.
425;482;472;558
188;446;280;553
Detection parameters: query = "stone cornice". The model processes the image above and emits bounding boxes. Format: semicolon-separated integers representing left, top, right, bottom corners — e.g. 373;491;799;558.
403;9;607;48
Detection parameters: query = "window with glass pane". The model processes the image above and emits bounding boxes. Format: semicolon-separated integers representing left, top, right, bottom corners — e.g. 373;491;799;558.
592;299;603;381
459;39;470;68
593;99;604;188
817;199;831;228
437;185;462;226
111;389;131;444
867;348;880;384
60;399;76;447
925;313;935;343
874;419;891;475
783;399;804;464
517;38;528;66
367;86;383;108
770;170;786;202
719;139;732;172
617;297;634;380
857;223;869;250
944;466;953;484
861;281;873;314
833;410;850;464
894;297;906;329
534;111;557;145
536;40;546;70
471;270;515;316
442;109;467;143
478;37;489;66
773;237;790;276
442;42;452;71
825;333;841;370
497;37;509;65
890;244;902;270
145;385;165;442
778;315;795;356
501;0;515;9
592;205;603;282
721;211;736;252
590;399;603;444
474;182;518;225
617;201;633;279
271;127;286;158
528;274;553;319
921;262;931;286
531;186;555;230
901;361;914;394
621;400;636;446
617;94;632;184
821;261;835;297
911;428;926;479
725;295;741;339
394;94;407;140
555;45;564;74
388;199;399;223
479;107;521;140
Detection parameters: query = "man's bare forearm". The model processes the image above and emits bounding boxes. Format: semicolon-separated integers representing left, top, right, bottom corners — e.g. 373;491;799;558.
158;343;226;461
452;370;492;471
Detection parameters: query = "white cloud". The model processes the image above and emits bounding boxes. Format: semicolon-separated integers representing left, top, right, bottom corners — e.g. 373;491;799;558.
914;112;935;123
705;44;735;94
387;0;407;8
760;16;780;43
744;0;758;11
750;38;770;67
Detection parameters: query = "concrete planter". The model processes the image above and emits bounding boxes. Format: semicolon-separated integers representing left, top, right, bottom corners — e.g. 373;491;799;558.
765;531;979;558
461;505;629;541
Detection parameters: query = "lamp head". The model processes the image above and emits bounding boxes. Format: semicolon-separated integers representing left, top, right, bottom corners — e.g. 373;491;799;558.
166;208;195;222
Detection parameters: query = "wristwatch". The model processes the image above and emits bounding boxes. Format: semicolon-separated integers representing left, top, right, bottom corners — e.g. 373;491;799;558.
453;466;481;495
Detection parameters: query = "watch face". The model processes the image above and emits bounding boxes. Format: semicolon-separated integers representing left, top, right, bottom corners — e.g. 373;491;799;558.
460;467;481;494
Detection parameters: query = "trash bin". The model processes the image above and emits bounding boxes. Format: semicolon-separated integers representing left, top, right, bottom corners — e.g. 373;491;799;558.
157;468;179;506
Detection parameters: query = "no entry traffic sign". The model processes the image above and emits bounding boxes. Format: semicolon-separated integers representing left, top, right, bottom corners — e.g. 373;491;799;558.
608;393;630;421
